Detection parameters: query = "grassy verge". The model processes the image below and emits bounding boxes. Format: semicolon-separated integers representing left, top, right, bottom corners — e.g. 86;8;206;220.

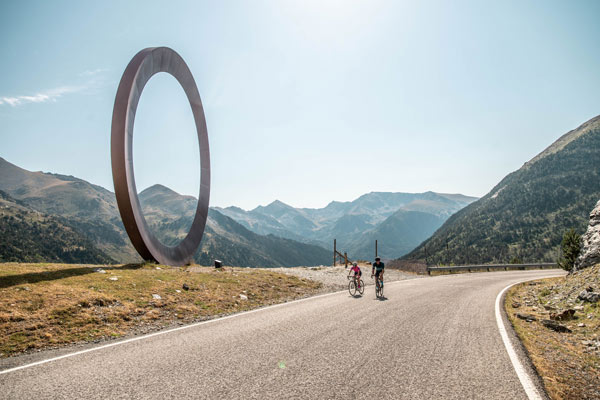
0;263;321;358
505;266;600;399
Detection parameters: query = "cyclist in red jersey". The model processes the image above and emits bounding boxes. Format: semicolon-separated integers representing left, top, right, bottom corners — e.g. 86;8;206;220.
348;262;362;289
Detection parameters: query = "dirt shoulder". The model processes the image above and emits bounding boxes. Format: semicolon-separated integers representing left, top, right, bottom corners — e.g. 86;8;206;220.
0;263;321;358
505;264;600;399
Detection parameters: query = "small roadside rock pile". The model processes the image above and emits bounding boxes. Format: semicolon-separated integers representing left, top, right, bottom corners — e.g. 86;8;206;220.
574;200;600;271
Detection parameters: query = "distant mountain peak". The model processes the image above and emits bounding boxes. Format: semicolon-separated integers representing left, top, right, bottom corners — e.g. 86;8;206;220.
139;184;179;196
224;205;246;212
268;199;290;207
253;199;294;213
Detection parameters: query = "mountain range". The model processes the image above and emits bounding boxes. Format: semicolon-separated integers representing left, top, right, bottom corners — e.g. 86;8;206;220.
0;155;477;265
137;184;332;267
216;192;477;259
404;114;600;265
0;158;330;267
4;113;599;267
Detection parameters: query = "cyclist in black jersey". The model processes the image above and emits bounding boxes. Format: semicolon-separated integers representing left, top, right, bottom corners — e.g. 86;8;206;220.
371;257;385;288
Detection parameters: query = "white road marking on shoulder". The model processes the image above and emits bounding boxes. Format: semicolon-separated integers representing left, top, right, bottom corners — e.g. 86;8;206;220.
496;279;552;400
0;278;408;375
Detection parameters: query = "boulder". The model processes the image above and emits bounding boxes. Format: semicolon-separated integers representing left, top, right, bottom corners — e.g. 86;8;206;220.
541;319;572;333
574;200;600;271
516;313;536;322
550;309;576;321
578;290;600;303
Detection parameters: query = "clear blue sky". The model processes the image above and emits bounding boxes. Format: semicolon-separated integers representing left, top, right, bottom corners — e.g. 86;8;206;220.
1;0;599;209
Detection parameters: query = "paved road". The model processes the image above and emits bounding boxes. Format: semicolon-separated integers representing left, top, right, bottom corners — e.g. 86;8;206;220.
0;270;564;399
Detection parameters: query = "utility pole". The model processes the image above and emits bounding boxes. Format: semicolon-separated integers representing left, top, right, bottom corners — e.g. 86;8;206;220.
375;240;378;259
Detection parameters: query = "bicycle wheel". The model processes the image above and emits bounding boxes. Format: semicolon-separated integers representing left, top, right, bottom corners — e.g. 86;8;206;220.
348;280;357;296
379;280;384;297
358;279;365;295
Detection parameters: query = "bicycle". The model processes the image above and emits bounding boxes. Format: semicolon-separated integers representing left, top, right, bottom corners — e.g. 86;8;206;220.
372;274;384;298
347;275;365;296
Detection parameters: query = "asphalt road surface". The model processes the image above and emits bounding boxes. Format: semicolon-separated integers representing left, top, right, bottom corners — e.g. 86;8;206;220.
0;270;565;399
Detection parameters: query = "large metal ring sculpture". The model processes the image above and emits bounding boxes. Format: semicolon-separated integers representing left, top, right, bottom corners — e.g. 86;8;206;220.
111;47;210;266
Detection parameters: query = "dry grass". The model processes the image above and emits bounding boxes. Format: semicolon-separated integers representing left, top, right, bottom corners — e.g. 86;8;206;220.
505;267;600;400
0;262;321;358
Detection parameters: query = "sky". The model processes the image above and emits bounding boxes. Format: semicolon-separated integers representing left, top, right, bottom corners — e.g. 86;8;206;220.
1;0;600;210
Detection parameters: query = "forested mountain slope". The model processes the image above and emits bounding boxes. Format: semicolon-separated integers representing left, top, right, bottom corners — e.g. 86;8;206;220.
404;115;600;264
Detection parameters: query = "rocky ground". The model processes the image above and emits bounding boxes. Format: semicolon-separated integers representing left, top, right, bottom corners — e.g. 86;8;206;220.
265;264;424;292
506;264;600;399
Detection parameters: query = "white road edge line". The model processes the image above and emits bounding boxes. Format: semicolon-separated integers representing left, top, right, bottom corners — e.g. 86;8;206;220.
0;278;408;375
496;279;547;400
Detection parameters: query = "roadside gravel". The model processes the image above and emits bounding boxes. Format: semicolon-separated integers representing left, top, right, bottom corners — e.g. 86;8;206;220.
264;264;425;292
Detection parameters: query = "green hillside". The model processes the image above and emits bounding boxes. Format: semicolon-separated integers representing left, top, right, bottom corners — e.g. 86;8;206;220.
0;190;114;264
404;115;600;265
0;157;138;262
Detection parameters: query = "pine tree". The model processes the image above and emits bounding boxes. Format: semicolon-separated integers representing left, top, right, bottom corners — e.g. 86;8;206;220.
557;228;581;271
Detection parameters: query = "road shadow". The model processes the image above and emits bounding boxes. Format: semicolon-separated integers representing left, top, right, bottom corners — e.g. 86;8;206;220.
0;263;145;289
374;296;388;301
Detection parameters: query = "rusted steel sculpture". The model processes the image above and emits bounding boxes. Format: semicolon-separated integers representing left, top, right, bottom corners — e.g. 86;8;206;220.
111;47;210;266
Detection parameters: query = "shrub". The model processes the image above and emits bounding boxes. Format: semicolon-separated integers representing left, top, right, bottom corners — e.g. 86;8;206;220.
509;256;523;264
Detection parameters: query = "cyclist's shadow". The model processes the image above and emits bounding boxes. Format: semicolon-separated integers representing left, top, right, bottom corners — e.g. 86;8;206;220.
374;296;388;301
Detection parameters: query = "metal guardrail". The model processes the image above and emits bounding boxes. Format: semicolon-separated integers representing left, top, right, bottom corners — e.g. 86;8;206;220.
426;263;558;275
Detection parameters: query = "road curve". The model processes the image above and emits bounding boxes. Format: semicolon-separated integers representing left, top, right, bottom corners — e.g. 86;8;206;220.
0;270;564;400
